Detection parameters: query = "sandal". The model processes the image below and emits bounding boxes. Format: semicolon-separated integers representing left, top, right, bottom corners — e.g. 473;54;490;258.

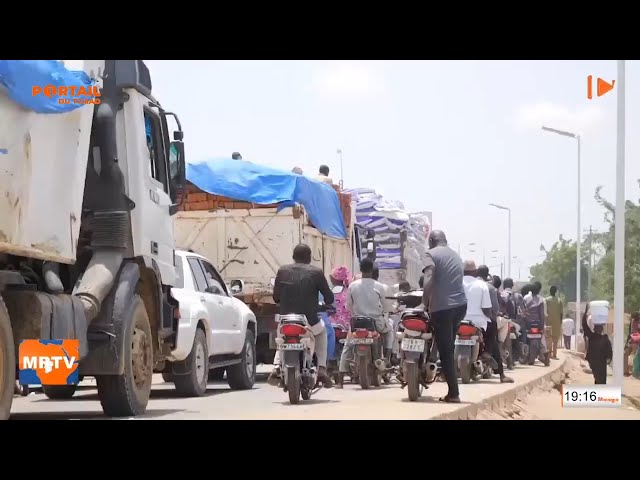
439;396;461;403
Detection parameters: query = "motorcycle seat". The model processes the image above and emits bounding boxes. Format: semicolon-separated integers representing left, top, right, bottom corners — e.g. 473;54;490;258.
279;314;308;325
351;316;377;330
400;309;429;320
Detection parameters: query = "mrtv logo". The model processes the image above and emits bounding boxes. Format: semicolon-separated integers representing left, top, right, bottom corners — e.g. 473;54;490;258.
18;340;79;386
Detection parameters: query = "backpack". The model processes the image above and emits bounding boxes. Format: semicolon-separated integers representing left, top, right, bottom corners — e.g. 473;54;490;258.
501;290;518;320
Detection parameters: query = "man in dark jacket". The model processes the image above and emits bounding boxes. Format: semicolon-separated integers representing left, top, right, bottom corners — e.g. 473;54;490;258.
269;244;335;388
582;304;613;384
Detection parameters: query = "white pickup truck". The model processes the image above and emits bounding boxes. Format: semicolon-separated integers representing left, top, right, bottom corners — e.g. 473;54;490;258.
163;250;257;396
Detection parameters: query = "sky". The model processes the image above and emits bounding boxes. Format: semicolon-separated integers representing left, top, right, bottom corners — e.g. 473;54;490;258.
145;60;637;280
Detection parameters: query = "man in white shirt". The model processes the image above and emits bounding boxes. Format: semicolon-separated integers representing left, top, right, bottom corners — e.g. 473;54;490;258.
315;165;334;185
462;260;493;332
462;261;504;376
562;316;575;349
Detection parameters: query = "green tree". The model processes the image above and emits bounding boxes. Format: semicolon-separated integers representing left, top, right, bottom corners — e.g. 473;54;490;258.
591;182;640;312
529;236;588;302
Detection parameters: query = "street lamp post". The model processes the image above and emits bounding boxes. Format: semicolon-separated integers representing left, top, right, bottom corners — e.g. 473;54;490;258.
489;203;511;278
542;125;581;352
336;148;344;190
613;60;626;388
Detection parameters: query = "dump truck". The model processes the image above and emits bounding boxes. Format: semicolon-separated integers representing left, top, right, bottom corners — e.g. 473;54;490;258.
175;179;372;365
0;60;186;419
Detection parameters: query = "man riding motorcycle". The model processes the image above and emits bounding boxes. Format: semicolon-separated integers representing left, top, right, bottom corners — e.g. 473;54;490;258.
268;244;335;388
335;258;392;388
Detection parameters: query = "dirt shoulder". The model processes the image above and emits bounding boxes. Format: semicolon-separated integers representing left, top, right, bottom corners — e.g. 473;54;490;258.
475;356;640;420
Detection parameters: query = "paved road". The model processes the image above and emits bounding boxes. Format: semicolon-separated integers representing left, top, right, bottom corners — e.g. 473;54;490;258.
8;360;562;420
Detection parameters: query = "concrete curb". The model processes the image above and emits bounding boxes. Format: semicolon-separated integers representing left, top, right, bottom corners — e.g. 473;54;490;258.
432;355;571;420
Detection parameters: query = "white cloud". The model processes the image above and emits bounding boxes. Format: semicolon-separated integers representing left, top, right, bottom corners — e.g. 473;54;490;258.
311;62;384;99
514;101;604;135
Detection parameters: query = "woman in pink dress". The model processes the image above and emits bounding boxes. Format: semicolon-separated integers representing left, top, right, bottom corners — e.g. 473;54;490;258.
329;266;351;330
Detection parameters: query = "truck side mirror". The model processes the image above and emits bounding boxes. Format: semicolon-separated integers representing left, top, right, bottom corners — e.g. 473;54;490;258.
169;140;186;215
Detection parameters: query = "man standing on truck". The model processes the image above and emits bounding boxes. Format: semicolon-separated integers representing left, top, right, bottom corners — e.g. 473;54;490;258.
316;165;334;185
269;244;335;388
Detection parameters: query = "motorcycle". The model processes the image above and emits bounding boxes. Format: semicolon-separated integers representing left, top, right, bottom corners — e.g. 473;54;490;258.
454;321;496;383
275;300;335;405
395;308;438;401
523;321;550;366
349;315;388;389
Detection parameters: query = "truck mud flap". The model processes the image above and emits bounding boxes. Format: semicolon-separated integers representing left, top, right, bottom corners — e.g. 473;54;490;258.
3;289;89;358
80;262;140;376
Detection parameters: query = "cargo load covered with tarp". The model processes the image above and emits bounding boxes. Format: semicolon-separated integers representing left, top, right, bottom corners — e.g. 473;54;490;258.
0;60;99;114
186;158;347;239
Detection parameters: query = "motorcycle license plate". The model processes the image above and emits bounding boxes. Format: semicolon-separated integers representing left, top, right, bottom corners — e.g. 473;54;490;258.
401;338;425;352
455;338;476;346
510;333;517;339
527;334;542;339
351;338;374;345
277;343;305;350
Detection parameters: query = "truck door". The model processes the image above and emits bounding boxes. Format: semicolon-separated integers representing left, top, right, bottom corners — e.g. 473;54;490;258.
133;104;176;284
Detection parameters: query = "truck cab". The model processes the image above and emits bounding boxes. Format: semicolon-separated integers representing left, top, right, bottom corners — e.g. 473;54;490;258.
0;60;186;419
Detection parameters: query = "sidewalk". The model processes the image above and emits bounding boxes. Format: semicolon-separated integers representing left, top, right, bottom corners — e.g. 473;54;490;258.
564;349;640;408
432;352;569;420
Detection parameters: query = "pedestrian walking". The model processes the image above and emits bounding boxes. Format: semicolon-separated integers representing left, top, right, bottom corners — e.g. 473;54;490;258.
582;304;612;384
546;286;564;359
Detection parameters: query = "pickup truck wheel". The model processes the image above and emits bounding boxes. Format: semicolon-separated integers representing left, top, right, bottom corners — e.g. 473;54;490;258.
96;295;153;417
0;297;15;420
43;385;77;400
227;330;256;390
174;328;208;397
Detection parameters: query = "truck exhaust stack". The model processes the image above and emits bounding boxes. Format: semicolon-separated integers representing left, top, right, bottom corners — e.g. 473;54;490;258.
73;67;130;323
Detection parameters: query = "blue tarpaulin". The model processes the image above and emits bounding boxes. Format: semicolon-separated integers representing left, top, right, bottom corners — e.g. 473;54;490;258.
187;158;347;239
0;60;96;114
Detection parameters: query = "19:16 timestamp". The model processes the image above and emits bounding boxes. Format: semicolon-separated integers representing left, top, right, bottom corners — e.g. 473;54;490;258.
565;391;597;402
561;385;622;408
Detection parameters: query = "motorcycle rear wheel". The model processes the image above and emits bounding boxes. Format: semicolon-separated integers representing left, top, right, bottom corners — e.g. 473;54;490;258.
459;356;471;384
287;366;300;404
358;356;371;390
406;362;421;401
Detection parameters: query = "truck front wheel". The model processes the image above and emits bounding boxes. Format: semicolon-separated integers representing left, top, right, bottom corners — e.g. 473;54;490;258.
0;296;15;420
96;295;153;417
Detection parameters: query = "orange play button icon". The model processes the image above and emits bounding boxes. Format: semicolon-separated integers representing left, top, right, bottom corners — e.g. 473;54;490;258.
597;77;615;97
587;75;616;99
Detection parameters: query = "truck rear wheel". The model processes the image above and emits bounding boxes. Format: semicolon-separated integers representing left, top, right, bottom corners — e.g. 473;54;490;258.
0;296;15;420
96;295;153;417
174;328;208;397
227;330;256;390
43;385;77;400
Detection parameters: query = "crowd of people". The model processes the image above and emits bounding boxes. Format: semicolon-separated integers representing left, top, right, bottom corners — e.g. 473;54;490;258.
266;228;636;398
